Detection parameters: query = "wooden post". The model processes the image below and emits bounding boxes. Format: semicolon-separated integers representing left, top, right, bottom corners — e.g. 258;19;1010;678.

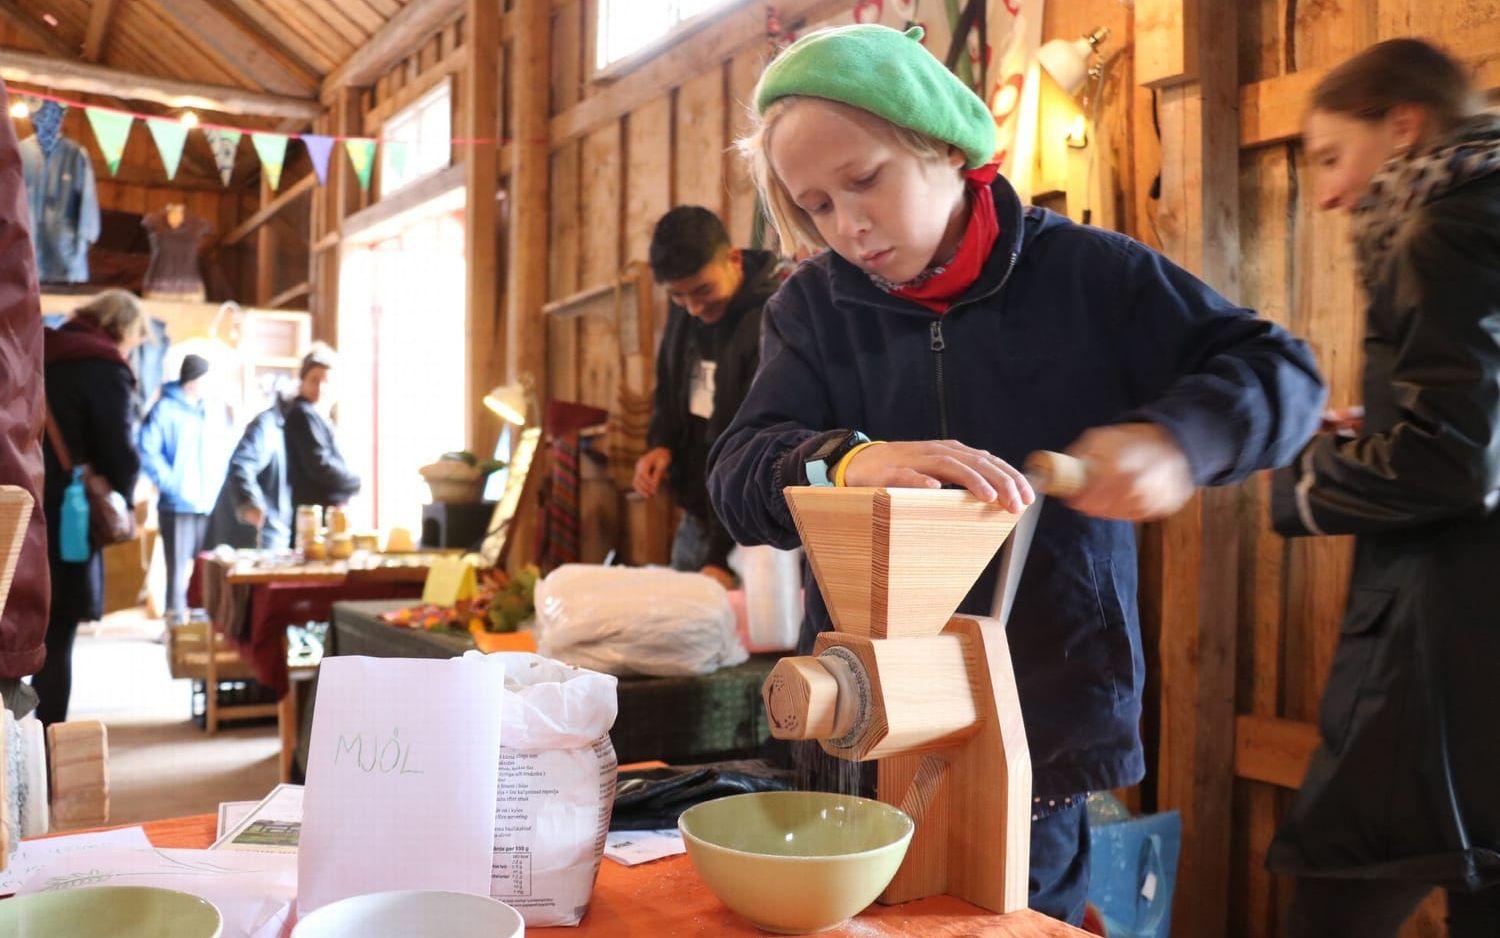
465;0;503;456
256;174;277;307
1132;1;1239;935
502;0;551;433
314;88;361;348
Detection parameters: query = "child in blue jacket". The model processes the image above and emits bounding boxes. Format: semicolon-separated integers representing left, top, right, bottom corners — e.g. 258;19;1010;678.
707;24;1326;924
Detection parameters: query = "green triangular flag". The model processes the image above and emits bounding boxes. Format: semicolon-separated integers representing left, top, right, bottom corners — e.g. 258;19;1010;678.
385;140;409;183
84;107;134;176
251;132;289;190
144;118;189;180
344;138;376;192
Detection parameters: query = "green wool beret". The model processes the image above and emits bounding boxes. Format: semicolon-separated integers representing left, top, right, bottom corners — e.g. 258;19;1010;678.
755;24;997;169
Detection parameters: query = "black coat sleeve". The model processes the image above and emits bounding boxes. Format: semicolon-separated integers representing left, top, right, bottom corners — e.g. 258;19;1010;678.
285;404;361;502
1117;242;1327;487
706;292;842;551
646;308;683;451
1271;202;1500;537
91;364;141;506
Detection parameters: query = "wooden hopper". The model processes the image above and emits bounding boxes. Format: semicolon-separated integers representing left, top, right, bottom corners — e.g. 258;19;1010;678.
784;487;1020;639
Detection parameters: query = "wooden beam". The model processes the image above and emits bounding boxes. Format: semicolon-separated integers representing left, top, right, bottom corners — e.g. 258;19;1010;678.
363;53;463;129
256;175;277;306
549;0;849;146
0;49;323;120
1134;0;1239;936
0;0;76;58
222;172;318;246
198;0;323;83
1134;0;1197;88
321;0;466;101
340;161;464;242
152;0;318;96
82;0;118;62
312;231;340;253
267;281;312;309
1234;716;1317;790
467;0;505;455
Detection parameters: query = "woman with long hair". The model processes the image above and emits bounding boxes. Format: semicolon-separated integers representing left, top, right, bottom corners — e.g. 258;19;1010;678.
1269;38;1500;936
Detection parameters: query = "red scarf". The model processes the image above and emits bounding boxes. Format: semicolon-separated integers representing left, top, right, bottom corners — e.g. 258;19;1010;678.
891;163;1001;314
44;316;130;368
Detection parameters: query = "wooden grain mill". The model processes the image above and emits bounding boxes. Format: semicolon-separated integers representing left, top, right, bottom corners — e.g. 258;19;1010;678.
761;483;1037;914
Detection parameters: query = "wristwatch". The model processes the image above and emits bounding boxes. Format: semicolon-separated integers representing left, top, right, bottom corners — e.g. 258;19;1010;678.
805;430;871;487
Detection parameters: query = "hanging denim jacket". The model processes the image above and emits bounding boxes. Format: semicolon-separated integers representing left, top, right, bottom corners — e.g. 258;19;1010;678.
19;135;100;284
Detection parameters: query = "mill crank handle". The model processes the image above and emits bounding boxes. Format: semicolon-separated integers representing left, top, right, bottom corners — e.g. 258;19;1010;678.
1023;451;1090;498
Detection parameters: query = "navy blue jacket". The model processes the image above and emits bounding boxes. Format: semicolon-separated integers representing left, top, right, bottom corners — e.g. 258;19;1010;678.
206;398;292;551
707;177;1326;797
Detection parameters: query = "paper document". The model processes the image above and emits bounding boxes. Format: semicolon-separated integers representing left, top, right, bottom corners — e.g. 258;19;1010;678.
604;828;685;866
213;784;304;853
217;801;259;841
0;826;150;895
297;654;507;917
18;847;296;938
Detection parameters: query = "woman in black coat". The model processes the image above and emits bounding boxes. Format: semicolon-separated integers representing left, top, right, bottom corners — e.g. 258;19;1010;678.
36;290;145;724
1267;39;1500;936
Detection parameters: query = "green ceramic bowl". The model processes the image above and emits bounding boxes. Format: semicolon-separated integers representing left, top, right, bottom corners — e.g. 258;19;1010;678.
0;886;222;937
678;791;914;934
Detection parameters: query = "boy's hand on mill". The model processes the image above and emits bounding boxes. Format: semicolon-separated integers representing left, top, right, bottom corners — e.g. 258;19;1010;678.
1062;423;1194;521
842;440;1034;512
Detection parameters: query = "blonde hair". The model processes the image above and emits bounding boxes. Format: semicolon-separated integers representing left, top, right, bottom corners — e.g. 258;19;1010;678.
737;95;954;256
73;290;147;346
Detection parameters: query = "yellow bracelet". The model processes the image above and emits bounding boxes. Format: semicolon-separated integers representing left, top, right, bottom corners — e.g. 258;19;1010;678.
834;441;884;487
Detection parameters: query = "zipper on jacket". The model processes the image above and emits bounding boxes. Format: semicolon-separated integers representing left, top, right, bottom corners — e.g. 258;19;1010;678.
930;320;949;438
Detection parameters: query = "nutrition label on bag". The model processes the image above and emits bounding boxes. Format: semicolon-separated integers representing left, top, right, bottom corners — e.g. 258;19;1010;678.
490;737;618;924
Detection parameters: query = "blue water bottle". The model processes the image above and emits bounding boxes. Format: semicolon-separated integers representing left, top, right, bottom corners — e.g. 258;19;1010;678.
59;467;91;563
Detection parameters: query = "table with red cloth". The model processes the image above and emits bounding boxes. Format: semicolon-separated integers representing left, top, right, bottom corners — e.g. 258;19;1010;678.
185;551;455;697
123;814;1093;936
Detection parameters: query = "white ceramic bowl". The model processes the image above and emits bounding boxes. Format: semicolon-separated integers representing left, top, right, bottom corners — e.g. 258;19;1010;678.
292;891;524;938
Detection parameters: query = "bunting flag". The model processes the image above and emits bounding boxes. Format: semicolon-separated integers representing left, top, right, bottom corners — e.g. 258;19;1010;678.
344;138;376;192
203;128;242;186
145;117;189;180
385;140;409;184
301;133;335;185
31;100;66;157
251;132;289;190
83;107;134;176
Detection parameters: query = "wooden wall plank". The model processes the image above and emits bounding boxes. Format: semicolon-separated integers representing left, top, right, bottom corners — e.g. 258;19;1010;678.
577;121;622;411
674;65;727;220
623;96;672;265
725;46;763;249
548;142;582;403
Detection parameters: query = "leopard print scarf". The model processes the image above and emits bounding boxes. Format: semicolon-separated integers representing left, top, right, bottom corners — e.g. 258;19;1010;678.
1351;114;1500;293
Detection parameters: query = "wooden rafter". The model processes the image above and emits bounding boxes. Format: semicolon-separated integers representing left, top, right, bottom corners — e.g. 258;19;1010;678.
150;0;318;95
197;0;324;81
223;171;318;245
81;0;118;62
0;48;322;119
320;0;465;101
0;0;76;58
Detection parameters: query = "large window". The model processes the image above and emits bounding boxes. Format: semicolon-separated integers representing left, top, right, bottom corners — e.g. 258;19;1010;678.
380;81;452;196
595;0;735;70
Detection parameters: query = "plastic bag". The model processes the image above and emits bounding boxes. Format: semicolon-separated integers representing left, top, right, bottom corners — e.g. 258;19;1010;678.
470;651;619;927
728;544;803;652
535;565;749;677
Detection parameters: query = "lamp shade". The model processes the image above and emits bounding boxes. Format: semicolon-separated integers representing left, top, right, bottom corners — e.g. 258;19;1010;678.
1037;37;1093;94
483;384;530;426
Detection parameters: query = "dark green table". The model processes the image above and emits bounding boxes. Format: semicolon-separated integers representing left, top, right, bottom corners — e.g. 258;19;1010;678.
293;599;776;779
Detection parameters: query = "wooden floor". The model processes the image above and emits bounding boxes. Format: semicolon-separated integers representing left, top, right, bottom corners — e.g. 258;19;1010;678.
62;609;280;826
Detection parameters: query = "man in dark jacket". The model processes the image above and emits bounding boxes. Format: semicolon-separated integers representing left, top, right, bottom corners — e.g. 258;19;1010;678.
0;79;47;715
633;206;782;587
206;395;293;551
284;346;360;514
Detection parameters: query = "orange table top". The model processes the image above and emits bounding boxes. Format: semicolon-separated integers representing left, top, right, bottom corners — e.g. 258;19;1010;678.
137;814;1089;936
